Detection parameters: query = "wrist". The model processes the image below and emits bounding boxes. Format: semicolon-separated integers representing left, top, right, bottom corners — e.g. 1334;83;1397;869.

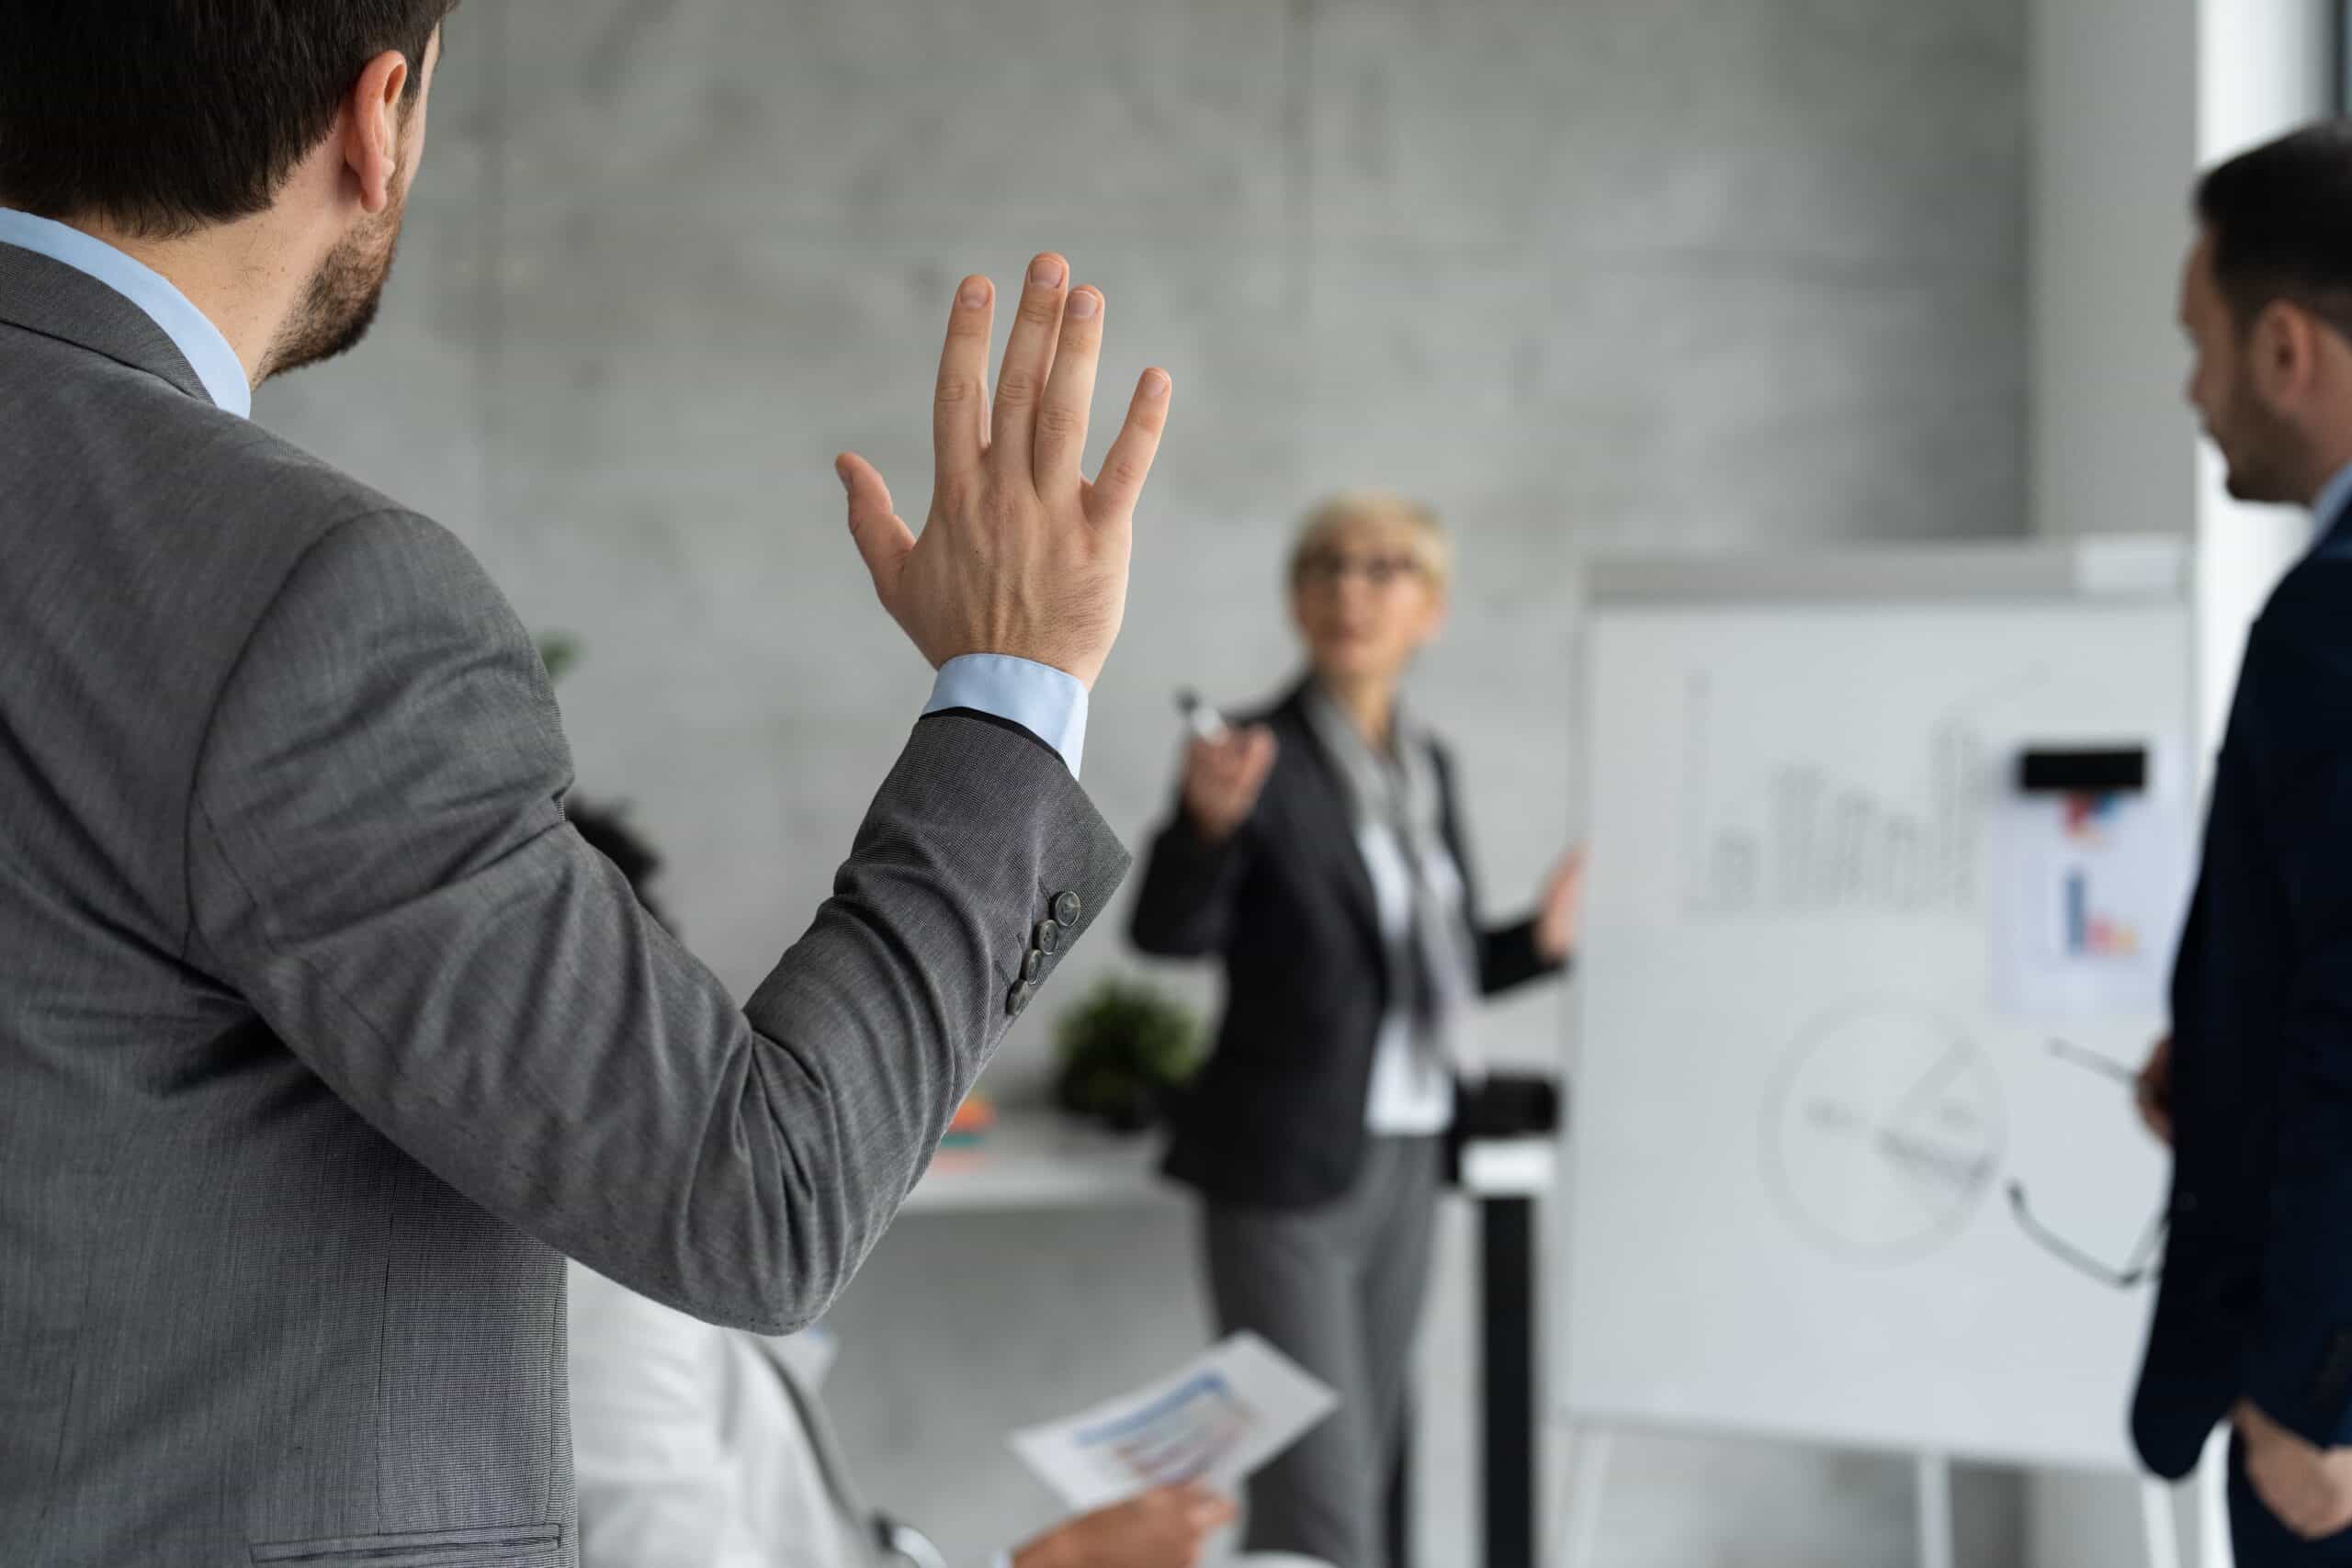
1184;809;1235;845
930;629;1106;694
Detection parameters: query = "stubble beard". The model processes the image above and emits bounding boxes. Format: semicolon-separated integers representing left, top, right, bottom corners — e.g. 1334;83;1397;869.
2217;376;2312;506
263;186;407;381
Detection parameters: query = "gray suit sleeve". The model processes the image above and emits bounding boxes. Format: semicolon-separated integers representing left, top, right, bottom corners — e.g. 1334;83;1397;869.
185;510;1129;1333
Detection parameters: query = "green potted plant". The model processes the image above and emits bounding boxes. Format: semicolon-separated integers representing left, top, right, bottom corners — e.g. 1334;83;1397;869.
1052;976;1204;1134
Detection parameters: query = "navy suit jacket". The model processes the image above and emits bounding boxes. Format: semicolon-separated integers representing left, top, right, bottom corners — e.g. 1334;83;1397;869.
2135;505;2352;1479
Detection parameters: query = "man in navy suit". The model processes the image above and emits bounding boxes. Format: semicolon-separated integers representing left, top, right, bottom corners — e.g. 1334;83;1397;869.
2134;121;2352;1561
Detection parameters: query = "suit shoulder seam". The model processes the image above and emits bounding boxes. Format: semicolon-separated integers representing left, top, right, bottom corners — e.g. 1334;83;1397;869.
174;505;432;965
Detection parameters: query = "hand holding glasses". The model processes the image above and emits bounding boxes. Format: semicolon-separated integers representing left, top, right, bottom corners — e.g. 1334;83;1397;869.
2007;1037;2168;1291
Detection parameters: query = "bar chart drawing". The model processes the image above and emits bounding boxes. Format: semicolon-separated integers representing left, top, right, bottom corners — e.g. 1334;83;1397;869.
2056;796;2145;958
1678;671;2031;919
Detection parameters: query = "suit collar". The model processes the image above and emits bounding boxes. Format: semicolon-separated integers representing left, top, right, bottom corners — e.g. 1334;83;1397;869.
2315;457;2352;546
0;238;215;406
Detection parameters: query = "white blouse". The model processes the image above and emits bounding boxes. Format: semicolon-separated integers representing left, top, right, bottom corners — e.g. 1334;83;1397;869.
1353;818;1467;1135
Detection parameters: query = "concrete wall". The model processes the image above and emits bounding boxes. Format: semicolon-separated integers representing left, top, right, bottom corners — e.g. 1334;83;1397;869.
2029;0;2201;547
256;1;2029;1561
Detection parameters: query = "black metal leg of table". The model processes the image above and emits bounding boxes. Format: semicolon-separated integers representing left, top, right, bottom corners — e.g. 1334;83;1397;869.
1481;1192;1538;1568
1388;1398;1412;1568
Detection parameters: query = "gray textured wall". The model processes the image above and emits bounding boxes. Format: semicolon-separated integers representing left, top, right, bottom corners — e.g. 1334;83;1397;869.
256;0;2028;1562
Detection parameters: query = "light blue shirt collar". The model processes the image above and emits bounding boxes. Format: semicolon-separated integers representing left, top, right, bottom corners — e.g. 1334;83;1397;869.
2313;457;2352;539
0;209;251;417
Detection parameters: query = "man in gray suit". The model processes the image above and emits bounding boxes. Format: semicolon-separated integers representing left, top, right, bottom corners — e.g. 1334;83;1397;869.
0;7;1172;1567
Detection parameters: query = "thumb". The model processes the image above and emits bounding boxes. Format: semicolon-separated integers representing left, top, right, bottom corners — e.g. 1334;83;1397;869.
836;452;914;597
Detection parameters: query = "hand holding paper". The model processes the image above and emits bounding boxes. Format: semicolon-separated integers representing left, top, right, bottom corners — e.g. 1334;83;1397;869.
1009;1333;1337;1514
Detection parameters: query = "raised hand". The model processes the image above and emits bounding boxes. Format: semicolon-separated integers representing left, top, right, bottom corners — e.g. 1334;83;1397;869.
836;254;1172;690
1182;725;1278;843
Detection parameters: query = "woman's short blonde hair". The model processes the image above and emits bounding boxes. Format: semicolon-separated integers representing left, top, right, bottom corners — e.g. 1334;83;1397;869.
1286;490;1453;592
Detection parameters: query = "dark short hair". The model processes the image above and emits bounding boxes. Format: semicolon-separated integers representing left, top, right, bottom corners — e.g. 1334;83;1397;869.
2195;119;2352;345
0;2;458;236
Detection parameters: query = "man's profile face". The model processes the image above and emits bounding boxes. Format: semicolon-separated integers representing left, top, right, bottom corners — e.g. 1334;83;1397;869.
2181;227;2303;504
268;27;440;379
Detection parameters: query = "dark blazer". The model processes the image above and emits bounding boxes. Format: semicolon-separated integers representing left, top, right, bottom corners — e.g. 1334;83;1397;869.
1130;682;1563;1208
2134;509;2352;1495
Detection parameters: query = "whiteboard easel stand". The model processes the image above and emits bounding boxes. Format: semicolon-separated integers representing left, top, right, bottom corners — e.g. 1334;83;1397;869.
1551;1426;2185;1568
2137;1470;2183;1568
2197;1422;2233;1568
1564;547;2208;1568
1916;1452;1954;1568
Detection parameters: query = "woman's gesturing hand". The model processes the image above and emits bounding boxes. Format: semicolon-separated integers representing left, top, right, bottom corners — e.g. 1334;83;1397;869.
1535;846;1587;964
836;254;1172;690
1182;726;1278;844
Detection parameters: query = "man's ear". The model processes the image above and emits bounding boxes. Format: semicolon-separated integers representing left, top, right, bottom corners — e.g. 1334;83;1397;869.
342;50;412;215
2252;299;2320;405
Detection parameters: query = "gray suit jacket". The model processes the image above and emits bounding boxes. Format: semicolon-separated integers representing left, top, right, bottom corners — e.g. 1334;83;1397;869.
0;242;1129;1568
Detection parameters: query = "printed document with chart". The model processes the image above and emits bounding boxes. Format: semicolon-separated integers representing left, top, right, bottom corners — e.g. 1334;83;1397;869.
1988;753;2192;1019
1008;1333;1336;1511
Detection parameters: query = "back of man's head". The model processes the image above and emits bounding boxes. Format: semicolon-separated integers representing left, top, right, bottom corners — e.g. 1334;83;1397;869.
2196;118;2352;346
0;2;457;238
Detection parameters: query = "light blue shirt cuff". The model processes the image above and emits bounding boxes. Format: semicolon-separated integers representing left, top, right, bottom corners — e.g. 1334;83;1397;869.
924;655;1088;779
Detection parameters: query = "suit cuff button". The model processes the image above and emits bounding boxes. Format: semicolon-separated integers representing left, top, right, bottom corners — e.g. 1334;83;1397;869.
1052;890;1083;926
1023;950;1046;984
1034;919;1063;955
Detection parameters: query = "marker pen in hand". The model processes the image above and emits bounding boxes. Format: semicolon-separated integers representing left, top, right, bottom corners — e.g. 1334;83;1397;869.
1177;689;1228;744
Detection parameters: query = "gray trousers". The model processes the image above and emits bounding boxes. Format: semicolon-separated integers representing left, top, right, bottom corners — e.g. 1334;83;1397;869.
1202;1136;1442;1568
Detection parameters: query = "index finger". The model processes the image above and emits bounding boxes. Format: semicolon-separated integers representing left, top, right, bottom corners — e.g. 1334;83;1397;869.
933;276;996;488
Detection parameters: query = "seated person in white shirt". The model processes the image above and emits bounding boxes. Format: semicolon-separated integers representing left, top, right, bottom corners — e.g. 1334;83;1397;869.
567;1261;1232;1568
562;804;1236;1568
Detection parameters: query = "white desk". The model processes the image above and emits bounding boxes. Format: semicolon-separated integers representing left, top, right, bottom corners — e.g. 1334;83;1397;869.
900;1112;1178;1214
905;1114;1555;1211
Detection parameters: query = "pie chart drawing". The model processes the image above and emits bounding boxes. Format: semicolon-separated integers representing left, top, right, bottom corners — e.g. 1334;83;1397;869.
1761;1002;2006;1264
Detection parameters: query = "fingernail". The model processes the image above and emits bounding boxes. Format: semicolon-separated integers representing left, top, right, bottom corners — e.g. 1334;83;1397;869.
957;278;989;310
1067;288;1099;321
833;457;851;494
1030;254;1066;287
1143;368;1170;399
